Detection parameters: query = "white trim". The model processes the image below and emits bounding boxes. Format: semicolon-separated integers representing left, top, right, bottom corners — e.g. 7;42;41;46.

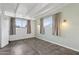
36;36;79;52
0;41;9;48
9;35;35;41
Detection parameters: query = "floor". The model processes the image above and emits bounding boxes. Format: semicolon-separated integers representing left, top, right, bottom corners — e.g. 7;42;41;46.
0;38;79;55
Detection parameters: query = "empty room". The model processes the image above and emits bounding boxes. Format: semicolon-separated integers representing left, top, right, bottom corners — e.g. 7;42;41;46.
0;3;79;55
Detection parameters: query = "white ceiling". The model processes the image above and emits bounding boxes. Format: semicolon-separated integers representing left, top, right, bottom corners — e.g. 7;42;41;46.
0;3;69;20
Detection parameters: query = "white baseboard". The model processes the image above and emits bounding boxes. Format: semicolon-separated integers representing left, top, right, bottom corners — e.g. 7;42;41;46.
9;35;79;52
9;35;35;41
36;37;79;52
0;41;9;48
9;37;36;41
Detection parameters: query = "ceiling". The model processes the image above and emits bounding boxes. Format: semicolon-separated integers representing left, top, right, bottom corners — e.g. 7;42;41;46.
0;3;69;20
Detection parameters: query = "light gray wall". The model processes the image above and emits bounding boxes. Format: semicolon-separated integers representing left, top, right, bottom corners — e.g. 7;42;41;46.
35;4;79;52
0;15;1;47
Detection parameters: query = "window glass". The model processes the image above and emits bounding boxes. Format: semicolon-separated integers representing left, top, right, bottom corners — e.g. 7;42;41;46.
44;16;52;27
16;18;27;28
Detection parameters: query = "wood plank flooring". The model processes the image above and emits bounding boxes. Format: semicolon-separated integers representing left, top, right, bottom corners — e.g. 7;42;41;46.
0;38;79;55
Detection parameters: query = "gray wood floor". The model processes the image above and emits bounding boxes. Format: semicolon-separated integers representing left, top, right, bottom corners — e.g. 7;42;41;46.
0;38;79;55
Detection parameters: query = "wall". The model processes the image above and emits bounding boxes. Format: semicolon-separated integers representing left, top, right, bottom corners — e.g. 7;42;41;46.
0;14;1;47
0;15;10;48
35;4;79;52
9;20;35;41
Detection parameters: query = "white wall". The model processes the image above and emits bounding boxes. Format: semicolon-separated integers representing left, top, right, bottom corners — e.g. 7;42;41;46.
0;15;1;47
35;4;79;52
9;20;35;41
0;15;10;48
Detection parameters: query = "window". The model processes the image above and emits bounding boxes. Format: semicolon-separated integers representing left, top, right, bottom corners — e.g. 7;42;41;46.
44;16;52;27
16;18;27;28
